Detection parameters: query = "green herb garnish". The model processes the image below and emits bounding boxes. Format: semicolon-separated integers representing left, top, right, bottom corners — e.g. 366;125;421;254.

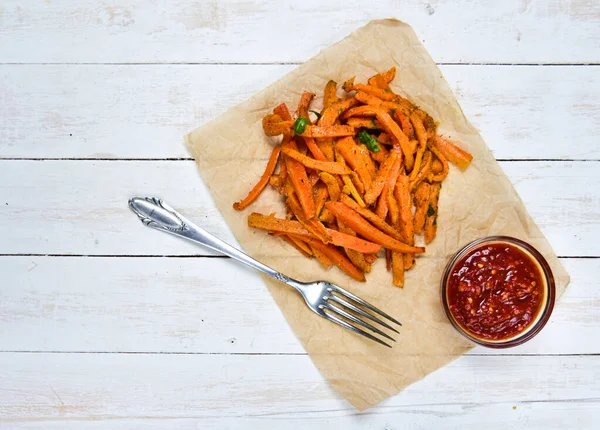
338;108;343;115
358;130;381;153
371;118;377;127
309;109;321;119
427;204;436;217
293;116;310;135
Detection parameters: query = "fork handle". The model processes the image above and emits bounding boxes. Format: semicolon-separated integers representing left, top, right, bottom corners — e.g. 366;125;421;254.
128;197;296;286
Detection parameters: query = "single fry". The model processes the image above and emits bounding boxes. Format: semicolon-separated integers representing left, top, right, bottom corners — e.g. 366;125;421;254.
313;182;329;216
262;114;293;136
355;91;383;106
325;230;382;254
387;185;399;227
273;103;293;121
395;110;415;140
278;159;288;190
424;182;441;244
394;174;414;245
273;103;292;121
410;112;428;149
248;213;309;236
303;137;328;161
368;67;396;86
233;145;282;211
323;80;340;109
285;151;315;219
281;147;351;175
348;82;396;101
391;251;405;287
296;91;315;120
413;181;431;234
301;125;355;138
385;249;392;271
433;135;473;170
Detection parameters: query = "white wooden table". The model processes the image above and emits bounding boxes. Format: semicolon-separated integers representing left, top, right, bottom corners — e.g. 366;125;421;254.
1;1;599;428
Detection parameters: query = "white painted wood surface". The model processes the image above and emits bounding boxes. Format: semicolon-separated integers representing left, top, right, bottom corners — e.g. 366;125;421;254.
0;160;596;256
1;65;598;160
1;257;597;355
1;0;599;428
1;0;599;64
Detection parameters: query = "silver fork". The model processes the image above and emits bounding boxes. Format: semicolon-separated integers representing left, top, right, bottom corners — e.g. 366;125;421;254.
128;197;401;347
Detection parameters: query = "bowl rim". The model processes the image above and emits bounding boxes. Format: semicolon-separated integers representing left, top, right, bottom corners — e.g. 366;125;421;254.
440;235;556;348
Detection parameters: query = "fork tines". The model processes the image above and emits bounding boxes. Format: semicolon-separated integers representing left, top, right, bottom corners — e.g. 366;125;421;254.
322;284;402;348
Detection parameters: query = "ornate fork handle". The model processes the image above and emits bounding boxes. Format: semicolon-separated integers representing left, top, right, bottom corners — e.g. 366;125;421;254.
128;197;295;286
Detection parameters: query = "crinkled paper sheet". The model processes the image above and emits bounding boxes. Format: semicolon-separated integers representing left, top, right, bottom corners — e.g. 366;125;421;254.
185;19;570;410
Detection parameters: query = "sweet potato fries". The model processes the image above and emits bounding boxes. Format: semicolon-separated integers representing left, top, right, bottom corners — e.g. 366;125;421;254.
233;67;473;287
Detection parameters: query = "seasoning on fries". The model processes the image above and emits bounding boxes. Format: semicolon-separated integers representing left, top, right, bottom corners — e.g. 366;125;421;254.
233;67;473;287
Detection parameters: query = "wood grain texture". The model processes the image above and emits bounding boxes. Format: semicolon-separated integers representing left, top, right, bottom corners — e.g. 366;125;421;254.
0;0;598;64
0;353;598;427
0;257;597;355
1;65;598;160
5;403;600;430
0;160;596;256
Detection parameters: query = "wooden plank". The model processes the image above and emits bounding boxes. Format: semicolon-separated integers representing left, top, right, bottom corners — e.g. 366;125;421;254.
0;256;596;355
0;353;598;425
6;402;600;430
1;65;598;160
0;160;597;256
0;1;598;64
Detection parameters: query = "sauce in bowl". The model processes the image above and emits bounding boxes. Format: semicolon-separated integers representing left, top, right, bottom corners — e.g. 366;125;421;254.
441;237;555;347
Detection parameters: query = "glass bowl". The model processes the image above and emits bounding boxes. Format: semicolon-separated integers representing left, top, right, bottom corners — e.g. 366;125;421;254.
440;236;556;348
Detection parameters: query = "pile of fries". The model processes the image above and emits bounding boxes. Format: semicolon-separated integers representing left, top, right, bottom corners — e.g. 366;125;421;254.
233;67;473;287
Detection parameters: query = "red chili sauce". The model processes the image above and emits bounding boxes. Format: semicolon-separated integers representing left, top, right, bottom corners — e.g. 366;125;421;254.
447;243;544;341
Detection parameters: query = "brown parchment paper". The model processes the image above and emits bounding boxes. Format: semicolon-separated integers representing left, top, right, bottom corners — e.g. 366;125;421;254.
185;19;570;410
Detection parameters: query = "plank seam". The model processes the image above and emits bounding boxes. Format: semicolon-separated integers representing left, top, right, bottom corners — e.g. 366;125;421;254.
1;158;599;162
0;62;599;66
0;350;598;357
0;254;596;259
